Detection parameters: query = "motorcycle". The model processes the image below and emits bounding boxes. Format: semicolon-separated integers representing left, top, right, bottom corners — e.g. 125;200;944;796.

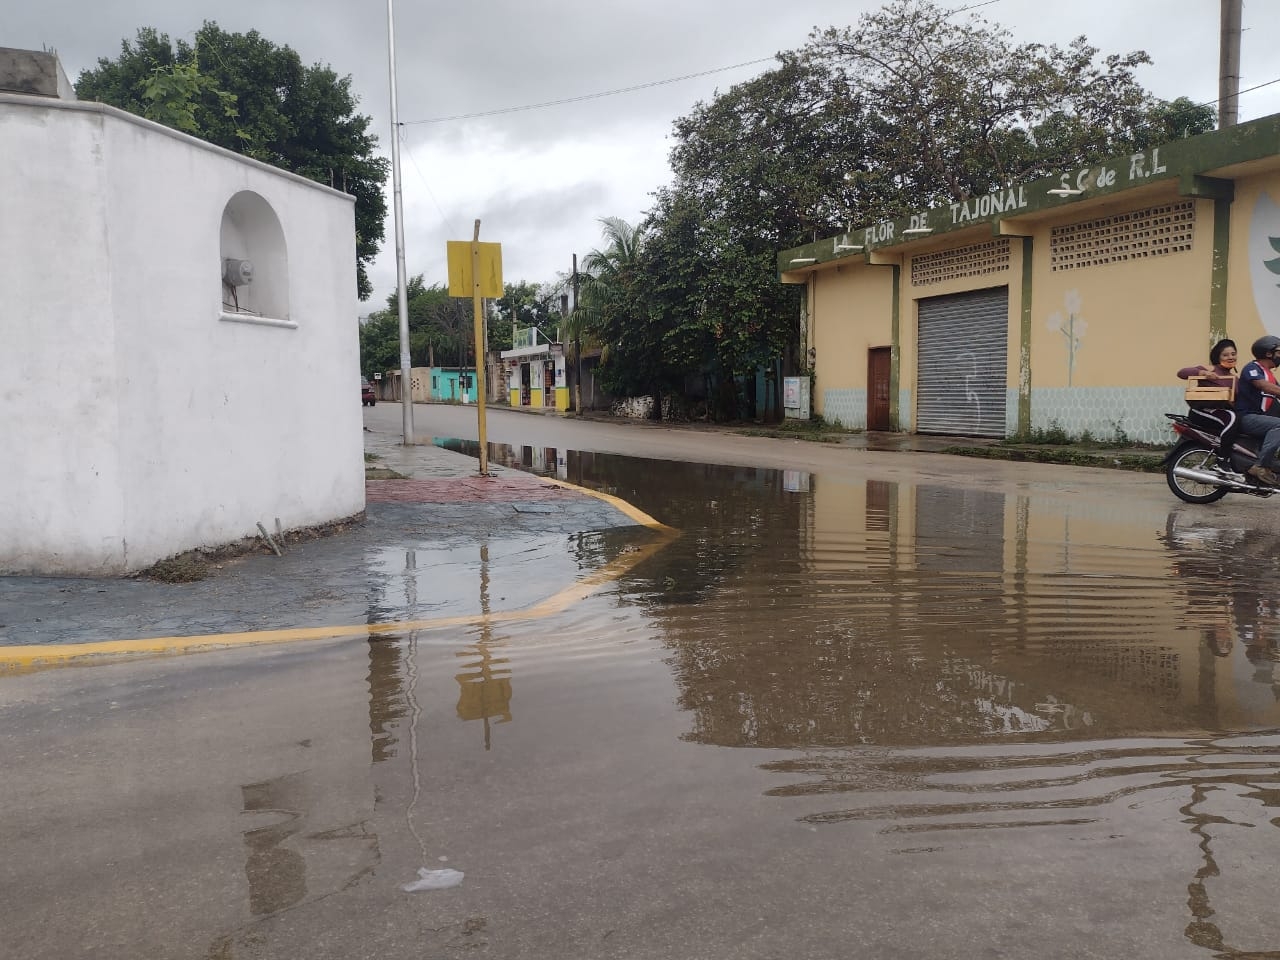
1165;406;1276;503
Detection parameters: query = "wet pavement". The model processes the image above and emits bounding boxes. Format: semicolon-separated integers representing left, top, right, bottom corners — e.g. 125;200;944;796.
6;403;1280;958
0;427;651;655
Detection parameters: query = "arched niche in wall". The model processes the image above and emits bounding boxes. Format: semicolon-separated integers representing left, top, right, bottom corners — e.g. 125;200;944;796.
219;190;293;328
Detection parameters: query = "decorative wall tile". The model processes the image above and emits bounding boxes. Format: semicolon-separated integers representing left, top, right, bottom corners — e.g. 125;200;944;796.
1030;386;1184;444
822;388;866;430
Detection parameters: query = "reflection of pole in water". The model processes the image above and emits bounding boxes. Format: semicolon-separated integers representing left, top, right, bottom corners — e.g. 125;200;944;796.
455;542;513;750
367;636;407;764
1177;770;1280;955
403;549;417;615
403;628;430;864
402;540;429;861
1181;782;1226;952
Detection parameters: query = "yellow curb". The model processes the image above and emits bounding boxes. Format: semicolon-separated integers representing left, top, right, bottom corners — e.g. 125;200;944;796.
531;473;676;533
0;496;679;675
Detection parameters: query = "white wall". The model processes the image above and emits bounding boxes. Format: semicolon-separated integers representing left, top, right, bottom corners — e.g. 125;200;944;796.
0;95;364;575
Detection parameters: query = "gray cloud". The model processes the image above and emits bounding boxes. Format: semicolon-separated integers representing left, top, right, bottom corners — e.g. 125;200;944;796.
12;0;1280;306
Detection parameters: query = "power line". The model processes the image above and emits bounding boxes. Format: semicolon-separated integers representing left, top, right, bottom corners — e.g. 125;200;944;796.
402;1;1004;126
1208;74;1280;108
401;57;778;125
402;142;461;239
948;0;1002;12
390;0;1280;146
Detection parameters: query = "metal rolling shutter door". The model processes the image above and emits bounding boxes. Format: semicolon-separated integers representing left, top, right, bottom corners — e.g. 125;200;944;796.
916;287;1009;437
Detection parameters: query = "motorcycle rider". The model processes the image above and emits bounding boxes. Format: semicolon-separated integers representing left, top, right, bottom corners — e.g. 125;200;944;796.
1235;334;1280;486
1178;338;1239;469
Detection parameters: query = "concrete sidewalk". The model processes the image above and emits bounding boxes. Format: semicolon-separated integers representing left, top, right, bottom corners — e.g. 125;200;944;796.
363;413;520;481
0;419;651;656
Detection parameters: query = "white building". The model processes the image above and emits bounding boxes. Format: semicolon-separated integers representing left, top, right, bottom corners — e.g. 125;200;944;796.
0;50;365;576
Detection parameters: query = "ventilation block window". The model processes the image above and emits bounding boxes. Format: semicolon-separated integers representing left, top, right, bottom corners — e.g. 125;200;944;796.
1050;201;1196;272
911;239;1011;287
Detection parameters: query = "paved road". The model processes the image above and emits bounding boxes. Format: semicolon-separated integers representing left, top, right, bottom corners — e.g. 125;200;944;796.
405;400;1280;533
5;403;1280;959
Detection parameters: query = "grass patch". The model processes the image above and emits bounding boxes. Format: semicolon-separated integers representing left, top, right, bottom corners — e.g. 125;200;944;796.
731;416;856;443
1001;419;1161;451
943;445;1165;472
365;466;409;480
144;552;213;583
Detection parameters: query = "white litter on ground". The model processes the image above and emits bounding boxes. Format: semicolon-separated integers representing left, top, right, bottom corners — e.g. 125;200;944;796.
401;867;465;892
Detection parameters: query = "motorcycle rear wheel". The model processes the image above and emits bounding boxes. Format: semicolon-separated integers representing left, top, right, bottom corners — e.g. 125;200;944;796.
1166;443;1230;504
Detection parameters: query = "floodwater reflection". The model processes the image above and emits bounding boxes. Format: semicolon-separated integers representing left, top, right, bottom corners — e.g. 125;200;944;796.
757;732;1280;955
351;443;1280;955
240;773;309;916
431;440;1280;744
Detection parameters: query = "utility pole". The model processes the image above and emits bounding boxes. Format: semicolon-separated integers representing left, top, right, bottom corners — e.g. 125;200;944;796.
1219;0;1242;128
572;253;582;414
469;220;490;476
386;0;413;443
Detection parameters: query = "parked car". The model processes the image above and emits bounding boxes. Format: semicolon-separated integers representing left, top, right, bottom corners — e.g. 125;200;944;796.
361;377;377;406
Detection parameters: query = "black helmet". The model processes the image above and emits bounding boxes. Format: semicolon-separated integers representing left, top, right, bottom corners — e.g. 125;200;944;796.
1252;335;1280;359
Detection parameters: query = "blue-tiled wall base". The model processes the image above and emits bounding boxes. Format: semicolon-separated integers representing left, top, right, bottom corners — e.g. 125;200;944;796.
825;385;1180;440
821;388;866;429
1029;386;1185;444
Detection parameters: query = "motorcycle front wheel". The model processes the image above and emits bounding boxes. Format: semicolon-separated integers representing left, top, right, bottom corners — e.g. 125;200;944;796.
1166;442;1230;504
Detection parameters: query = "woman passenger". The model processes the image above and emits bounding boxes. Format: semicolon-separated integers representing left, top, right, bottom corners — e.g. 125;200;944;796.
1177;338;1238;387
1178;338;1239;470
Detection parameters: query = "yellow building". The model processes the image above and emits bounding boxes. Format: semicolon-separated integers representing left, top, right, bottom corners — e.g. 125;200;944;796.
779;113;1280;443
501;326;570;412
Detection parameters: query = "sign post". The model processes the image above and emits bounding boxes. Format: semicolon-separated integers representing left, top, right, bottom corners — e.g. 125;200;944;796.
447;221;503;476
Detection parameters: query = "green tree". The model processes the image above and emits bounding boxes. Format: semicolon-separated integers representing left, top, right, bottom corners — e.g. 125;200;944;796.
360;276;477;375
357;309;401;380
490;280;568;353
648;54;870;418
803;0;1215;208
1128;96;1219;149
666;53;887;245
573;218;678;417
77;23;389;300
631;0;1215;419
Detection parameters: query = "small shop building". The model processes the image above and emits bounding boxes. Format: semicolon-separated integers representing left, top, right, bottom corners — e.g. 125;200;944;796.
778;113;1280;444
427;367;478;404
500;326;569;412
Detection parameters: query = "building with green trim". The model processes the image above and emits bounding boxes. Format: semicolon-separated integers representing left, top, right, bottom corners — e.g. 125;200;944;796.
778;113;1280;443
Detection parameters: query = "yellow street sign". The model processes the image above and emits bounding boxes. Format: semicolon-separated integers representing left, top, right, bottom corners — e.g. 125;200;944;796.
447;240;503;298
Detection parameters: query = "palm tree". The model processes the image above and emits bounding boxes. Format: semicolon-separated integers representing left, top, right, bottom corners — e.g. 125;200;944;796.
567;216;646;355
565;217;665;414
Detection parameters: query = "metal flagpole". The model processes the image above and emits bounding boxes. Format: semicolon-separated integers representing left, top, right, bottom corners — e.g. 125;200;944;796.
387;0;414;444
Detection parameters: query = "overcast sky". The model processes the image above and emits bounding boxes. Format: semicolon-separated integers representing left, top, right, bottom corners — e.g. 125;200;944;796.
12;0;1280;310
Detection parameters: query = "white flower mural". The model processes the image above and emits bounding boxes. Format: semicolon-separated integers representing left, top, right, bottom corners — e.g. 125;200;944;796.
1046;289;1087;385
1249;191;1280;337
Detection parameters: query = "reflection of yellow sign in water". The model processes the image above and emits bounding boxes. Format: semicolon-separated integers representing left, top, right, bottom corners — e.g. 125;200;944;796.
447;241;503;298
456;673;513;722
455;645;512;724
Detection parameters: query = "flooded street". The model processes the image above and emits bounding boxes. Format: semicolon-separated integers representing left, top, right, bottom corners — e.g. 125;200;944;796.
6;406;1280;958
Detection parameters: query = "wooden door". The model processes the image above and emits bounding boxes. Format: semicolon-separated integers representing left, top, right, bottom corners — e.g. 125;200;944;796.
868;347;892;431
